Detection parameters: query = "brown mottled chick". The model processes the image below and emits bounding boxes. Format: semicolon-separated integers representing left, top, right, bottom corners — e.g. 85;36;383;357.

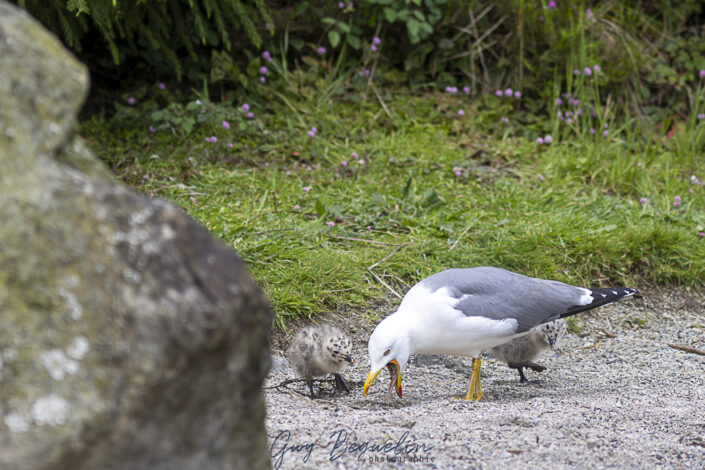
287;325;354;398
490;319;567;383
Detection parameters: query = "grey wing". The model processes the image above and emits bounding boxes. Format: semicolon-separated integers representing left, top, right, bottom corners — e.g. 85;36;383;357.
428;267;591;333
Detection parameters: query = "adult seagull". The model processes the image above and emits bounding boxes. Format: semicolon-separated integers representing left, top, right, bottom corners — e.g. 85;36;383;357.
363;267;638;401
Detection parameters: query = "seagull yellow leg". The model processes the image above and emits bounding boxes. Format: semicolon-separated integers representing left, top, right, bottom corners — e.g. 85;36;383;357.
455;357;484;401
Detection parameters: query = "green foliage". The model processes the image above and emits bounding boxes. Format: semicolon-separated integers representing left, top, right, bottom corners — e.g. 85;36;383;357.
12;0;272;80
80;86;705;323
366;0;445;44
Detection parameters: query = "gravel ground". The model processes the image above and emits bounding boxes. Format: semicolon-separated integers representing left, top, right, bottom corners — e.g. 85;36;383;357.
265;289;705;469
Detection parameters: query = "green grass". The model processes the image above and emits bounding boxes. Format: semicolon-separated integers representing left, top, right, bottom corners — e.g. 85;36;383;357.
80;88;705;327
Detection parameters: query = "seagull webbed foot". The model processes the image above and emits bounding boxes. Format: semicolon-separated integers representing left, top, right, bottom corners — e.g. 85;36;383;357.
454;357;484;401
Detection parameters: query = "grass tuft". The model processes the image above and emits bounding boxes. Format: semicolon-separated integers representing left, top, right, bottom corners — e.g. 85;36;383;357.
81;87;705;326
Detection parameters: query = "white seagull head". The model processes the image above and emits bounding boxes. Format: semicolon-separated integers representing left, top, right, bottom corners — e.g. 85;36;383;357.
364;313;410;398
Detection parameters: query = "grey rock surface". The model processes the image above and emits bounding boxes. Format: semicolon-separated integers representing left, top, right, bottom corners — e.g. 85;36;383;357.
0;2;272;469
266;291;705;469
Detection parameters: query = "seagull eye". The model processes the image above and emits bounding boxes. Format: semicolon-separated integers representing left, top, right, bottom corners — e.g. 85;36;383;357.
383;349;390;356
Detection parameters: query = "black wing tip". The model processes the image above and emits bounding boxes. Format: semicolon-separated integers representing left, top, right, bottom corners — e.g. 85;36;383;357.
560;286;640;319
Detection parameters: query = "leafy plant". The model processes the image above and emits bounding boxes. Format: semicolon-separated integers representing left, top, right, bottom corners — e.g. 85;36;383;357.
13;0;272;80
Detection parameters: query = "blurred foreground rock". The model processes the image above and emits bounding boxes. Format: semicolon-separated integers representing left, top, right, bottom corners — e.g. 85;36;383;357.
0;2;272;469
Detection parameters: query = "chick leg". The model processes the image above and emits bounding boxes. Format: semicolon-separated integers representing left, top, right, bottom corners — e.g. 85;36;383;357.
305;378;316;399
456;357;484;401
333;373;352;393
525;361;547;373
508;361;546;384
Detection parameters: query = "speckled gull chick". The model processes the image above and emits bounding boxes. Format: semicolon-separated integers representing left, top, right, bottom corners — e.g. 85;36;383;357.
489;319;567;383
364;267;638;401
288;325;354;398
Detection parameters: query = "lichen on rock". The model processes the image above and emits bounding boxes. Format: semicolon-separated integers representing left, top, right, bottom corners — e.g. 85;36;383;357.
0;2;272;469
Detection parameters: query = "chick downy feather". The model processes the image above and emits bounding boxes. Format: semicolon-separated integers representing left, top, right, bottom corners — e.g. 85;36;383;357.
490;319;567;383
287;325;353;397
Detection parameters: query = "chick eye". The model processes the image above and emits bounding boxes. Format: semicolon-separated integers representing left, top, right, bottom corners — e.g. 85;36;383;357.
383;349;390;356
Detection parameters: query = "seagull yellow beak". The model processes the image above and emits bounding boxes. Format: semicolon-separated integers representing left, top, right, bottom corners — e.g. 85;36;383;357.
363;360;402;397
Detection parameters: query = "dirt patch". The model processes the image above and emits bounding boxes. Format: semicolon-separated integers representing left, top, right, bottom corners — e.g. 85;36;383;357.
265;289;705;469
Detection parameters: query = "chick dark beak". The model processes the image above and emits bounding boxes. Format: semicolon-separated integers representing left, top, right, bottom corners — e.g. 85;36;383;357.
345;354;354;364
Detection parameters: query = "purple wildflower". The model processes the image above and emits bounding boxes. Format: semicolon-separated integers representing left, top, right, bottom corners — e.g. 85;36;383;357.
294;204;301;210
347;1;353;7
326;221;336;227
247;112;254;119
316;46;326;55
504;88;513;97
590;128;596;134
673;196;681;207
496;90;503;97
463;86;470;94
547;0;556;9
640;197;647;204
361;68;371;77
227;142;234;148
259;76;266;83
351;152;358;159
699;70;705;78
501;117;509;123
303;186;311;192
699;232;705;237
555;98;563;105
544;135;553;144
689;188;694;194
586;8;593;19
262;51;272;62
158;83;166;90
458;109;465;116
537;137;544;144
567;118;573;124
259;66;268;75
584;67;592;76
222;120;230;129
453;166;462;177
127;97;135;105
594;65;601;73
577;109;583;116
311;127;318;133
307;130;315;138
338;1;344;7
573;69;581;75
149;125;156;132
514;91;521;98
371;45;378;52
241;103;250;112
603;130;609;137
605;123;609;128
698;113;705;120
372;37;381;45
